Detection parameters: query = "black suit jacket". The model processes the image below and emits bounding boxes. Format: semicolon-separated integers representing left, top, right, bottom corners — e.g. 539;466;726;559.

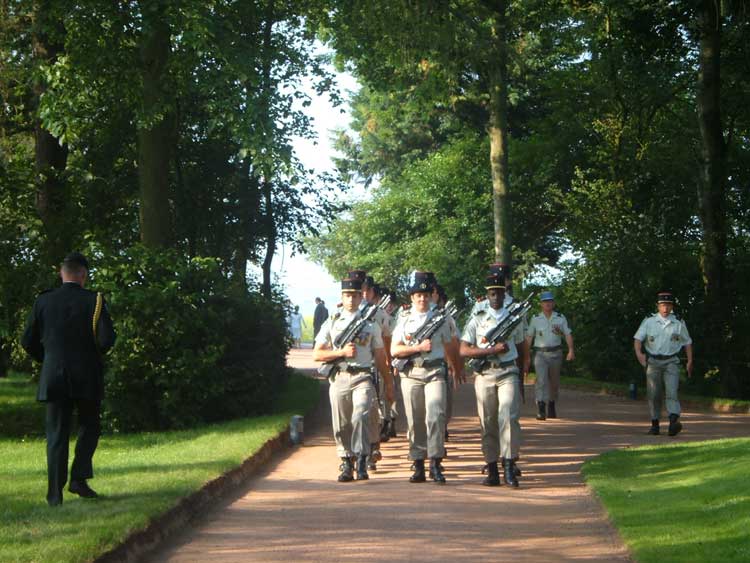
21;282;116;402
313;303;329;331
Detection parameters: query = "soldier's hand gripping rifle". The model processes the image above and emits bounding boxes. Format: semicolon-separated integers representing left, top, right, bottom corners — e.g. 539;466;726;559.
318;294;391;378
467;293;535;373
392;301;458;371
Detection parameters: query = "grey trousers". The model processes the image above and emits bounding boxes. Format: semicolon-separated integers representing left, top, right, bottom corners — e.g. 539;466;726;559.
474;367;522;461
401;365;447;460
534;349;563;402
329;373;376;458
646;358;681;420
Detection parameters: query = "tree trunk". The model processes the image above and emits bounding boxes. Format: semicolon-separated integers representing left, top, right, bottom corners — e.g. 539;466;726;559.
695;0;732;394
232;159;260;295
32;0;70;266
137;5;173;248
259;0;275;299
487;1;512;270
261;178;275;299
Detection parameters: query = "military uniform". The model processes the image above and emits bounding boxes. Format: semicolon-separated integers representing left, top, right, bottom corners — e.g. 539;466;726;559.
526;298;572;419
391;271;452;483
21;253;116;506
461;270;524;487
316;311;381;457
634;292;692;436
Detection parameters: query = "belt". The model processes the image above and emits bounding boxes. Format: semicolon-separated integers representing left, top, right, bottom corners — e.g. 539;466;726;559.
343;366;372;374
647;353;678;360
481;359;517;371
410;358;446;370
533;345;562;352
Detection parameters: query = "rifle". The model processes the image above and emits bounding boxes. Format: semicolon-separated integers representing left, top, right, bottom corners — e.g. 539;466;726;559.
467;292;535;373
392;301;458;371
318;294;391;378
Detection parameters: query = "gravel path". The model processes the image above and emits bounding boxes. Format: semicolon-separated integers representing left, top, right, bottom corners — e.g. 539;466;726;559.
146;347;749;562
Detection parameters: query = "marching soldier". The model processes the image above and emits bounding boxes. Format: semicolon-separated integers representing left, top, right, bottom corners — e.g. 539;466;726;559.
460;270;524;487
634;291;693;436
391;271;461;484
313;278;394;481
523;291;574;420
21;252;116;506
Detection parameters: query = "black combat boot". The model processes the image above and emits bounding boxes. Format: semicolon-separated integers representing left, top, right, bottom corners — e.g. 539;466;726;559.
548;401;557;418
536;401;546;420
668;413;682;437
502;457;523;477
647;419;660;435
338;457;354;482
409;459;426;483
430;458;446;484
503;458;519;487
482;461;501;486
357;455;369;480
380;419;391;443
388;420;397;438
368;443;381;470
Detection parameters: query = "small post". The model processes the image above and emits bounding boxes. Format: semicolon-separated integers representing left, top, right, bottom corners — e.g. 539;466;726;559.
290;415;304;445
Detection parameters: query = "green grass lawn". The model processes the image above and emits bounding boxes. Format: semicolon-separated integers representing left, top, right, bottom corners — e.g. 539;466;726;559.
583;438;750;563
0;372;45;437
558;374;750;412
0;373;319;563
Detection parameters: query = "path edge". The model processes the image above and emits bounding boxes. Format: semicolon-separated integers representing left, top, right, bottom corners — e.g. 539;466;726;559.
94;370;325;563
93;429;290;563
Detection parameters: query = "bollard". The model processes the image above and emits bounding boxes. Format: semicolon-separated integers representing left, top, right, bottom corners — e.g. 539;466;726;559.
629;381;637;400
290;415;304;445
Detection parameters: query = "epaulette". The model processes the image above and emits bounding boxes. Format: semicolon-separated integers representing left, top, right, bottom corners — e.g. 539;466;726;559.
401;303;411;310
476;296;487;302
331;312;341;321
475;309;488;316
38;289;53;295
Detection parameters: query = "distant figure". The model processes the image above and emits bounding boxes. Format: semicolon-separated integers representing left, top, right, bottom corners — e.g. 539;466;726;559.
313;297;329;339
21;252;116;506
289;305;305;348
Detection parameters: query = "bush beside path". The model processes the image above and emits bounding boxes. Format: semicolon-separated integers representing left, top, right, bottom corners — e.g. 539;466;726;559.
145;349;750;563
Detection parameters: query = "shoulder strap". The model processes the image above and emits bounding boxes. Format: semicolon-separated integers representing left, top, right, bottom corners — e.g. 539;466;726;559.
93;292;103;339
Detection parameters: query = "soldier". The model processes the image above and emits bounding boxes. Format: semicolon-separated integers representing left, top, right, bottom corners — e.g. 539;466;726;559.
391;271;460;484
21;252;116;506
634;291;693;437
431;282;465;442
460;270;524;487
361;274;393;469
313;297;329;339
523;291;575;420
313;278;393;481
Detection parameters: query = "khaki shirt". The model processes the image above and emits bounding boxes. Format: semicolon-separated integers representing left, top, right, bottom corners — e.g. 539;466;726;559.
392;309;453;362
634;313;692;356
315;310;384;370
462;306;525;363
526;312;571;348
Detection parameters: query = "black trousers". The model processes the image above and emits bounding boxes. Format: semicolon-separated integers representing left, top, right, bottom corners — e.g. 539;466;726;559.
45;398;101;504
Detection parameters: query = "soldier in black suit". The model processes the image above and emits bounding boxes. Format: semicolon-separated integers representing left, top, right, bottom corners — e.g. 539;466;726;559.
21;252;116;506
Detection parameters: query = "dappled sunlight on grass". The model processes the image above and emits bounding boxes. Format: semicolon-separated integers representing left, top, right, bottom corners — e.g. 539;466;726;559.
583;438;750;563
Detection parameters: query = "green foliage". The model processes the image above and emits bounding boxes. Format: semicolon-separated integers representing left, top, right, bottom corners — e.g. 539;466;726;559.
583;438;750;563
89;245;290;432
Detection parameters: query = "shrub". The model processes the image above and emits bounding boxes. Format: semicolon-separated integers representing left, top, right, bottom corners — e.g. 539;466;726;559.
90;245;289;432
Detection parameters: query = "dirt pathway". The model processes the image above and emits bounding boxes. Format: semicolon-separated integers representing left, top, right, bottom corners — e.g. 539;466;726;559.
147;347;749;562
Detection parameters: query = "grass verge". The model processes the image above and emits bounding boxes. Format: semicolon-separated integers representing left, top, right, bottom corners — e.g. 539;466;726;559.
559;375;750;412
583;438;750;563
0;372;319;563
0;372;45;438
